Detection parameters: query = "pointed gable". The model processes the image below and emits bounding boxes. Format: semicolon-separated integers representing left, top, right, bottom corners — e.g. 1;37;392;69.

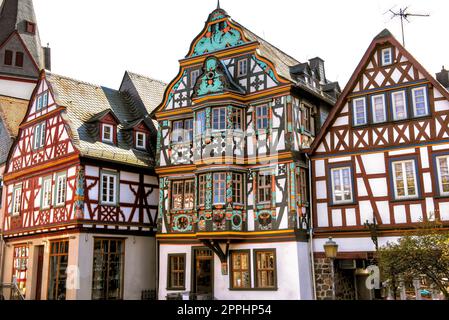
311;29;449;155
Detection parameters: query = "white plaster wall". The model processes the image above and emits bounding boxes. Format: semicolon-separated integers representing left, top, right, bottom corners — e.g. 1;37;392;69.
0;79;35;100
159;242;312;300
313;236;401;253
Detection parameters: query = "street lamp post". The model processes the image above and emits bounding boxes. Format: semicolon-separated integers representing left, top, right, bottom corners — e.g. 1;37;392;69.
324;237;339;300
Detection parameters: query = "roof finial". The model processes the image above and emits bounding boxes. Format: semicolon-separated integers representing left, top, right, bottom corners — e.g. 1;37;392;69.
217;0;221;9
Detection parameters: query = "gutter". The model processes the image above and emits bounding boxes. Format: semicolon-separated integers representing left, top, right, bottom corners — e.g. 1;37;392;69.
306;153;317;300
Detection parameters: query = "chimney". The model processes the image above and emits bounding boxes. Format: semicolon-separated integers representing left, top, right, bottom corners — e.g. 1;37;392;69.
43;44;51;71
309;57;326;84
436;66;449;89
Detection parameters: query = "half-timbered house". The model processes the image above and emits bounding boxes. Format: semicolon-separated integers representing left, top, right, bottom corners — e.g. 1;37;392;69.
310;29;449;300
0;70;165;300
154;5;339;300
0;0;51;100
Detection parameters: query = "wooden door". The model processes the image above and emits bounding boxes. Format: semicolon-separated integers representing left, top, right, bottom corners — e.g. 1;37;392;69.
193;249;213;295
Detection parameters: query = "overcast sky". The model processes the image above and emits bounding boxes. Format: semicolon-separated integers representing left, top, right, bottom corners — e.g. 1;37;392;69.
26;0;449;90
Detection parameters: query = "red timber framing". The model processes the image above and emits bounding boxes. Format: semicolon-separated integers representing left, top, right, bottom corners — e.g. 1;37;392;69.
310;29;449;236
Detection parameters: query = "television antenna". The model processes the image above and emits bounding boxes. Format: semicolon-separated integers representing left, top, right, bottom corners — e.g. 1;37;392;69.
386;6;430;46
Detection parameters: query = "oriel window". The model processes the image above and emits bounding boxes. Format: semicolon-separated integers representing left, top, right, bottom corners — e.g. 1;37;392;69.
172;180;194;210
258;173;272;203
196;111;207;136
198;175;207;206
212;107;227;131
232;108;243;130
48;240;69;300
232;173;243;204
213;173;226;204
92;238;125;300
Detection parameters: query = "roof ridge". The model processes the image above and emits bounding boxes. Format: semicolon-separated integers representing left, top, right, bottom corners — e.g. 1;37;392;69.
125;70;167;86
47;72;118;92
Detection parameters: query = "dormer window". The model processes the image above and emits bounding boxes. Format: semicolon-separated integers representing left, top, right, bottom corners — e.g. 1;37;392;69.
237;59;248;77
381;48;393;66
135;132;147;150
26;21;36;34
102;124;114;144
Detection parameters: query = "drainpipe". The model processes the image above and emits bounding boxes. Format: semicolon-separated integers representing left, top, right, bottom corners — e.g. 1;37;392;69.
306;153;317;300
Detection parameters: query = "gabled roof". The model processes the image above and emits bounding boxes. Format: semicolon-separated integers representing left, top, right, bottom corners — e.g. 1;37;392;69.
0;95;28;137
0;0;46;69
310;29;449;154
43;72;155;167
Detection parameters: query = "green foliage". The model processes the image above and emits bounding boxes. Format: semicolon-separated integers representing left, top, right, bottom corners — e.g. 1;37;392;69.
377;220;449;299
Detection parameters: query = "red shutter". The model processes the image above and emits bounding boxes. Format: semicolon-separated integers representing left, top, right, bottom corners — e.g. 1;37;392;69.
4;50;13;65
15;52;24;67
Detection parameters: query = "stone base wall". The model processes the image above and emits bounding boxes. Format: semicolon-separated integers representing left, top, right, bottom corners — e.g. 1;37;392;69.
314;258;356;300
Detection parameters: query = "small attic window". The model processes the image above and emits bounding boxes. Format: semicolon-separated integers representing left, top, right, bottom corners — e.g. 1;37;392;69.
26;21;36;34
4;50;12;65
102;124;114;144
135;132;147;150
381;48;393;66
15;52;24;68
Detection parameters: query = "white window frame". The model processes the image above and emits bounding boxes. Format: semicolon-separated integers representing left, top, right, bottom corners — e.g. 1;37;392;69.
102;124;114;143
213;173;226;205
33;122;46;149
11;185;22;216
381;48;393;66
392;160;419;200
237;59;248;77
436;155;449;196
371;94;387;124
54;173;67;207
391;90;408;121
100;171;118;206
330;167;354;205
135;132;146;150
41;176;52;210
353;97;367;126
411;87;429;118
232;173;243;205
42;91;48;108
212;107;227;131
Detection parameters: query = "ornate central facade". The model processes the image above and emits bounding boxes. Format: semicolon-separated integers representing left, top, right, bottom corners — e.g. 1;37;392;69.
154;7;339;300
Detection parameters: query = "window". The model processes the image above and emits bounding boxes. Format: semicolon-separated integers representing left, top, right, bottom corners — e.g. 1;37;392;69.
102;124;114;143
353;98;367;126
168;254;186;290
196;111;207;136
436;155;449;196
15;52;24;67
48;240;69;300
41;177;52;210
297;168;308;205
171;180;194;210
371;94;387;123
392;160;418;199
191;70;200;88
255;250;276;289
381;48;393;66
230;251;250;289
434;155;449;196
302;105;312;132
135;132;146;150
256;105;269;130
213;173;226;204
331;167;353;204
12;246;29;298
172;119;193;143
12;185;22;216
212;107;226;131
198;175;207;206
412;87;429;117
237;59;248;77
100;172;117;205
232;108;243;130
232;173;243;204
36;92;49;112
55;173;67;206
33;122;46;149
26;21;36;34
392;91;407;121
258;173;272;203
92;238;124;300
4;50;13;65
